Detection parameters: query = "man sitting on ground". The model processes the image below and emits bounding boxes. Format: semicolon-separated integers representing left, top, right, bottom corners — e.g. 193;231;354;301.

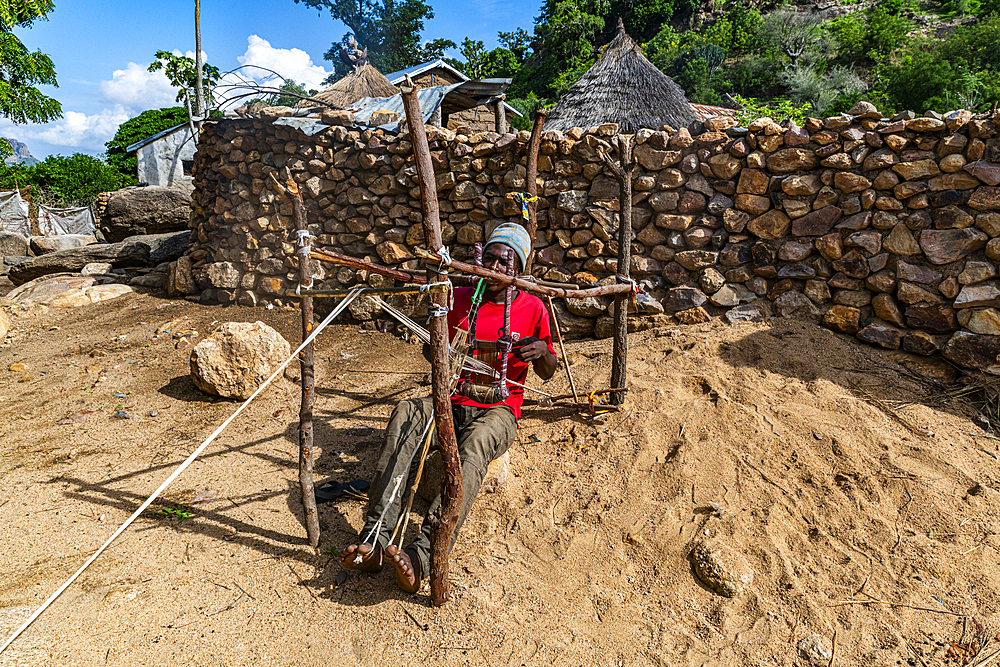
340;223;557;593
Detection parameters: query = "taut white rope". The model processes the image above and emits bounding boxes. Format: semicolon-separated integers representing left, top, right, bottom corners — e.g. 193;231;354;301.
0;288;365;655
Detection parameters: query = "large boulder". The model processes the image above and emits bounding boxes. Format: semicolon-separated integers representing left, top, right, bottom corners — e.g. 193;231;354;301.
99;186;192;242
190;322;291;400
29;234;97;255
8;241;150;285
3;275;132;307
123;231;191;265
0;231;28;256
6;231;189;285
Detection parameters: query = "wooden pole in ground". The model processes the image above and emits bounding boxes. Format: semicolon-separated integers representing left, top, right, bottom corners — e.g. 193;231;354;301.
545;296;579;403
492;95;507;134
400;74;463;608
600;136;634;407
523;108;546;274
284;172;321;548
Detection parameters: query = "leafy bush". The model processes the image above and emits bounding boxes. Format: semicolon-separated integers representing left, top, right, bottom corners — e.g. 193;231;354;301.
730;95;811;125
727;55;781;96
981;0;1000;15
507;93;549;131
939;11;1000;70
0;154;129;208
782;64;866;115
702;2;763;53
865;2;913;59
827;13;866;58
875;47;959;113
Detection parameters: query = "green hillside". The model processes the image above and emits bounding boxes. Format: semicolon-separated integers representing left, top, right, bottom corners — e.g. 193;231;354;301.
449;0;1000;125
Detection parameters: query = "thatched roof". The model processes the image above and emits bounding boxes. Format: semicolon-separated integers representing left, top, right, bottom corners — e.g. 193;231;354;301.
296;63;398;109
545;19;698;133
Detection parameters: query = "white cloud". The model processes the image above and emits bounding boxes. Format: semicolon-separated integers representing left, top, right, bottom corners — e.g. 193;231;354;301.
100;62;178;109
237;35;333;91
0;105;132;153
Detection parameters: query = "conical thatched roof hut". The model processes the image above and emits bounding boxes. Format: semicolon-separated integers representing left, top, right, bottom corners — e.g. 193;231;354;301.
545;19;698;133
296;63;398;108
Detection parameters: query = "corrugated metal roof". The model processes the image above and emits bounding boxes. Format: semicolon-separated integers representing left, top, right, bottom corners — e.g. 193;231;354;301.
690;103;738;121
126;122;190;153
385;60;521;117
272;81;513;135
385;59;465;85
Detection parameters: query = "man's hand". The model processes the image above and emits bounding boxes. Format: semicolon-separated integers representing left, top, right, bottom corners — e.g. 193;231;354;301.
511;337;548;362
512;337;557;380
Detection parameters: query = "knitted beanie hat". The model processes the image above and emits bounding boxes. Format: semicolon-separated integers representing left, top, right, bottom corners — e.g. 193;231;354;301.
485;222;531;272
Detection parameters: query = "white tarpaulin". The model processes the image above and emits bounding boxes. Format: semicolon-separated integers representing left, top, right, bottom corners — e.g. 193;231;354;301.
0;190;31;237
37;205;95;236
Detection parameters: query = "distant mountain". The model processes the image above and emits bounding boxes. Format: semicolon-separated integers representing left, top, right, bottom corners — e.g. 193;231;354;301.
4;139;39;166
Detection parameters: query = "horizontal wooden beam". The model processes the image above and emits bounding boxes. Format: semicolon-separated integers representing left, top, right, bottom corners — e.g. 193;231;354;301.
412;248;633;299
284;284;449;298
309;249;426;284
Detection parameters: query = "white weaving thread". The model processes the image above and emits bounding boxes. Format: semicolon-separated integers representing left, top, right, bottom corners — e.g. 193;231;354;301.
369;295;555;399
356;473;405;561
0;288;364;656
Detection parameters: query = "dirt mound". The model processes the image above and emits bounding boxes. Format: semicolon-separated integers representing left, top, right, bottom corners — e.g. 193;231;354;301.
1;286;998;666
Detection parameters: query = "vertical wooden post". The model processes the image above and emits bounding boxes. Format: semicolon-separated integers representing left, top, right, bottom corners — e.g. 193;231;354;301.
400;75;463;607
493;96;507;134
523;108;546;274
601;136;634;407
287;173;321;548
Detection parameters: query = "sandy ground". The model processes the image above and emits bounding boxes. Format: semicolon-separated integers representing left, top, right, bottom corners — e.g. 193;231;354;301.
1;279;1000;666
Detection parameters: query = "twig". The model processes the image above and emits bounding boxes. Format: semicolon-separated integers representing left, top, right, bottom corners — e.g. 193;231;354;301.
907;642;930;667
398;602;428;631
231;581;256;601
206;592;245;616
286;563;319;603
828;595;965;617
893;482;913;552
829;628;838;667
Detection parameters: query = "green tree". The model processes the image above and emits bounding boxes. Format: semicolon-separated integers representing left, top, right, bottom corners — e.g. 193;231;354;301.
0;0;62;159
459;38;489;78
271;78;318;106
0;154;128;207
455;29;533;80
296;0;454;77
148;50;221;110
103;107;189;181
755;8;836;70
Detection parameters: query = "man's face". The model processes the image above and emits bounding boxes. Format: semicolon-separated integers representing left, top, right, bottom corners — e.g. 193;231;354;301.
482;242;520;299
483;243;516;274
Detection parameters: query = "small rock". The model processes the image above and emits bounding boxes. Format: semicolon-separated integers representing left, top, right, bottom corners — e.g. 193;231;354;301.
797;634;832;665
9;362;26;372
111;410;132;419
724;303;764;323
690;539;753;598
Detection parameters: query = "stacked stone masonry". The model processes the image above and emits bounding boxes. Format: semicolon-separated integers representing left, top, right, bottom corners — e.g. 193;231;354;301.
181;102;1000;373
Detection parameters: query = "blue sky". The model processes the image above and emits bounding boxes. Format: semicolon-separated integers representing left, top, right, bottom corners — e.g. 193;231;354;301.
6;0;539;159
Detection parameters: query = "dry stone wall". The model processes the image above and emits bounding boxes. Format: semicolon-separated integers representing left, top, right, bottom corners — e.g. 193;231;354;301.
180;102;1000;373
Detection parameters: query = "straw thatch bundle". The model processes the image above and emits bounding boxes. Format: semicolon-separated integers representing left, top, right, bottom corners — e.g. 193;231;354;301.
296;63;398;108
545;19;698;133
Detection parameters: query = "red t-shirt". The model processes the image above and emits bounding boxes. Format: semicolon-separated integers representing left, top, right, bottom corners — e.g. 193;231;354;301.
447;286;555;421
